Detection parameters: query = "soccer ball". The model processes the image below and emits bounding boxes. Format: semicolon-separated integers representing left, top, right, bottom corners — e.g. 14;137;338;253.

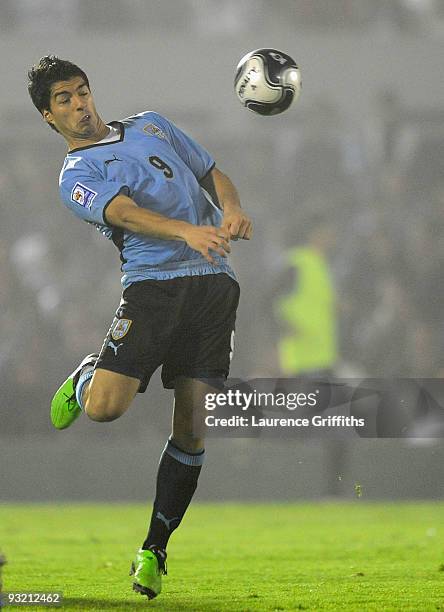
234;48;302;116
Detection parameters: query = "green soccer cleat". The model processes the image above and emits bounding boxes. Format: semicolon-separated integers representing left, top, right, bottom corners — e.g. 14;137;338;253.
50;354;98;430
130;547;167;600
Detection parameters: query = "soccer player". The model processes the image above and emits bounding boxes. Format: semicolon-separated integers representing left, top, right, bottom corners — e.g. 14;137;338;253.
27;56;252;600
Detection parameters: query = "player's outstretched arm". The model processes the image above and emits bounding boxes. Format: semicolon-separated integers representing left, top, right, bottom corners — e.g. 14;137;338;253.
105;193;230;264
207;167;253;241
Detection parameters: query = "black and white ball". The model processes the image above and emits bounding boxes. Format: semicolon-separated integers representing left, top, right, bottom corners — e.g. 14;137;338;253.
234;48;302;116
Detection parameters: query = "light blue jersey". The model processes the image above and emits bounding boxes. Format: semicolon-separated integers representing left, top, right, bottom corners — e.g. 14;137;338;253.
59;111;235;288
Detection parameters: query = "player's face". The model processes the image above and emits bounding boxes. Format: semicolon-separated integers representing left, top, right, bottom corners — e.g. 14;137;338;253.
43;76;102;142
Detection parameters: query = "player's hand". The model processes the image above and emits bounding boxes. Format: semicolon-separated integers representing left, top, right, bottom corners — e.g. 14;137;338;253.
183;225;231;264
221;208;253;241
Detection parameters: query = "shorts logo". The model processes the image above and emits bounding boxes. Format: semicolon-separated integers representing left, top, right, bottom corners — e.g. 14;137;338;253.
111;318;132;340
71;182;97;209
107;341;123;355
143;123;166;139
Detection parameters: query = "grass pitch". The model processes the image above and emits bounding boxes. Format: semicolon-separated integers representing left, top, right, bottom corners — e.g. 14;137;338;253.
0;502;443;611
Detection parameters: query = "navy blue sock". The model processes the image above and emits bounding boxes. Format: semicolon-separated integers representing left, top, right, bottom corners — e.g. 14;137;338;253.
142;438;205;551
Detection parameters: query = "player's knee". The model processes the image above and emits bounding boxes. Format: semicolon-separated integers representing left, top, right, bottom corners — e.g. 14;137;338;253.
85;401;121;422
84;391;127;422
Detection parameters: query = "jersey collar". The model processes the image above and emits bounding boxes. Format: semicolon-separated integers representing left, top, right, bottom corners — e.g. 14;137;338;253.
68;121;125;154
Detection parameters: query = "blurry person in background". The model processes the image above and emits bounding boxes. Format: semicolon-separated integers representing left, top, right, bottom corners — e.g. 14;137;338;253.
274;209;347;495
275;211;338;379
27;55;252;600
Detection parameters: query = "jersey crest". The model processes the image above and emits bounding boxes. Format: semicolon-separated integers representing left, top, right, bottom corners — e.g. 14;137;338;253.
143;122;166;139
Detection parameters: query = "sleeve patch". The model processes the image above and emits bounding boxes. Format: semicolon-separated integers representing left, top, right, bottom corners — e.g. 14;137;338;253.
71;182;98;209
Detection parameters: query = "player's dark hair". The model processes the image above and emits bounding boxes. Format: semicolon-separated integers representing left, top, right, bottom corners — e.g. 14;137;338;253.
27;55;90;132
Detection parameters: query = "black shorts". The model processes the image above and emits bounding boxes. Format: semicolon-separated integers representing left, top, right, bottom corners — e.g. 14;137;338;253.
96;273;240;391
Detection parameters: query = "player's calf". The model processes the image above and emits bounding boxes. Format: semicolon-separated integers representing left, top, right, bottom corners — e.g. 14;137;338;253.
83;369;140;422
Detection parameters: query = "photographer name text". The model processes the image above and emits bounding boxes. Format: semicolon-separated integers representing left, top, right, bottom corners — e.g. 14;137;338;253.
205;414;365;428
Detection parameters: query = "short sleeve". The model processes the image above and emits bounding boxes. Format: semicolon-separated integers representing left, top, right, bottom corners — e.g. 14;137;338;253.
59;156;129;225
151;113;215;181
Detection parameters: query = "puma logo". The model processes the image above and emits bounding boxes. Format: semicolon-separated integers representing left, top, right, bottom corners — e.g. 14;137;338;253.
107;340;123;355
156;511;180;531
104;154;123;165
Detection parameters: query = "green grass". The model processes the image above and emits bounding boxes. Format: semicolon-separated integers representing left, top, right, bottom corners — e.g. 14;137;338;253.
1;503;444;611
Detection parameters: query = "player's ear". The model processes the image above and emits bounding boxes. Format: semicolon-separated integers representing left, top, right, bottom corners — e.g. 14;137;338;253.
42;109;54;127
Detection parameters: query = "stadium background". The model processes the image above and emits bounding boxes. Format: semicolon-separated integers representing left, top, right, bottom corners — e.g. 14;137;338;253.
1;0;444;501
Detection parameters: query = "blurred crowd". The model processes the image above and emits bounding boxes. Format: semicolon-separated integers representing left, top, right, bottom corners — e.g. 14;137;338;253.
1;0;444;35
